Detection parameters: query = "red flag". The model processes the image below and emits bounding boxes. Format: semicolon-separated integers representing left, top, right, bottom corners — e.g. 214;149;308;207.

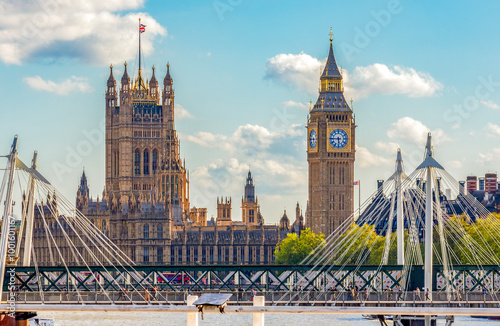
353;180;360;185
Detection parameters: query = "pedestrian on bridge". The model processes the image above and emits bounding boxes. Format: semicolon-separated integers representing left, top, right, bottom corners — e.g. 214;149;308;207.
153;286;158;301
396;286;402;301
425;288;430;301
415;287;421;301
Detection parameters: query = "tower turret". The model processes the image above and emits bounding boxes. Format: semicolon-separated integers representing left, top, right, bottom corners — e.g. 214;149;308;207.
120;62;131;108
76;170;90;210
279;209;290;231
106;64;117;113
107;65;116;92
163;63;175;129
163;62;173;89
121;62;131;89
242;170;260;225
244;170;255;203
149;65;159;102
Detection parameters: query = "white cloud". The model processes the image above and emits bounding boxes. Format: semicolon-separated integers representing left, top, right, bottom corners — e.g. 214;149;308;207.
264;52;323;94
355;145;392;168
190;156;307;210
175;104;194;119
184;123;305;157
0;0;166;65
183;131;232;151
23;75;92;95
477;149;500;163
387;117;450;146
487;123;500;137
185;123;307;213
283;100;308;110
374;141;401;156
481;100;500;110
265;52;442;99
448;160;464;169
344;64;443;99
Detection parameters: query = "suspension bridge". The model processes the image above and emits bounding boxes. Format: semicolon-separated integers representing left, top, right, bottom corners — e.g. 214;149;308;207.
1;134;500;326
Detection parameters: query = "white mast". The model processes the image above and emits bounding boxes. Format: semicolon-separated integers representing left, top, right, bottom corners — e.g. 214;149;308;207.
0;136;18;299
21;151;38;266
396;149;404;265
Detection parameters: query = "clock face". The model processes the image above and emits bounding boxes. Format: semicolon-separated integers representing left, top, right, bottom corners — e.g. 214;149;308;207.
309;129;317;149
329;129;348;149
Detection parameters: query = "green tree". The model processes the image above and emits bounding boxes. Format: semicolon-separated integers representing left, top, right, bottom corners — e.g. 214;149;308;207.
330;224;400;265
274;228;325;265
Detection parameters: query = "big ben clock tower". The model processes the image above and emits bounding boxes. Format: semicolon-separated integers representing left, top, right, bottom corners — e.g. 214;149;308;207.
306;30;355;237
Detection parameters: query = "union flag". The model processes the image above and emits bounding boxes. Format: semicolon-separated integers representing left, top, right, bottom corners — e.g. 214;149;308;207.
140;24;146;33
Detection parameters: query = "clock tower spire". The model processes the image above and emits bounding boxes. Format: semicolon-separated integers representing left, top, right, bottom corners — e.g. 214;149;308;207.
306;30;356;237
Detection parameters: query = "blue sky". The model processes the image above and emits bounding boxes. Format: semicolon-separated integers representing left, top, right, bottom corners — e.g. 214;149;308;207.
1;0;500;223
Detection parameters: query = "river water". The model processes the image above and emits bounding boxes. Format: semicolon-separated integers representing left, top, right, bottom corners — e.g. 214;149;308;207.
35;312;499;325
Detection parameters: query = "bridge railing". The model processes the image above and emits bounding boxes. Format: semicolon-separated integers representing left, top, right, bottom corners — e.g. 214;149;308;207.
6;289;500;305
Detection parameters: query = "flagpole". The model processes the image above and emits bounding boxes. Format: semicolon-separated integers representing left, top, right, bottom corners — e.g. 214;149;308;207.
358;180;361;218
138;18;142;89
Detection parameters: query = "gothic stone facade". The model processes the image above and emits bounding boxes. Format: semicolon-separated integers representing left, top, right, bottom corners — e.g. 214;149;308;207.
31;62;305;266
306;35;356;237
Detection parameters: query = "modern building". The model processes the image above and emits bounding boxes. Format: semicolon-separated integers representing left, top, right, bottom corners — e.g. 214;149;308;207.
467;176;477;193
485;173;497;194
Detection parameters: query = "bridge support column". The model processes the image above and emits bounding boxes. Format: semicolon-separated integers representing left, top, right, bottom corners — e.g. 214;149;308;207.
186;295;198;326
396;150;404;266
253;296;265;326
0;137;18;300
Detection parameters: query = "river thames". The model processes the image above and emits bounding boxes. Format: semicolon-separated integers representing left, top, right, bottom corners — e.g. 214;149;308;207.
34;311;499;325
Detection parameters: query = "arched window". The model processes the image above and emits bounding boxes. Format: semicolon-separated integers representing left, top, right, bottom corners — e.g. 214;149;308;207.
134;149;140;175
157;247;163;263
143;224;149;239
157;224;163;239
143;149;150;175
114;150;120;176
152;149;158;173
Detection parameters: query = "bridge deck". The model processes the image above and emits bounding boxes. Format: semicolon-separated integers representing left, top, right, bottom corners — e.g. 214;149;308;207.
1;303;499;317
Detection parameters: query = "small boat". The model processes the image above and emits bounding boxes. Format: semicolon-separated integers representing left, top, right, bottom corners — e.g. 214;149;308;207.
362;315;393;321
29;318;55;326
471;316;500;320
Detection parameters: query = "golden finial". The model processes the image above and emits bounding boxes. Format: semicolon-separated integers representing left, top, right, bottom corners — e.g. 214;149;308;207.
124;61;127;67
309;99;312;111
167;62;170;68
152;65;155;71
350;98;353;108
110;64;113;70
329;27;333;43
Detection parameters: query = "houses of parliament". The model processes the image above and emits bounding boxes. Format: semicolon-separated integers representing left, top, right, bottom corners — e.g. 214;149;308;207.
31;32;355;265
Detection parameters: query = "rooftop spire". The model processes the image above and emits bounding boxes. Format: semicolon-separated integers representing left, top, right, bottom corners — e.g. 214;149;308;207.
121;61;130;84
149;65;157;85
107;64;115;86
311;30;350;113
321;28;341;79
164;62;173;86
